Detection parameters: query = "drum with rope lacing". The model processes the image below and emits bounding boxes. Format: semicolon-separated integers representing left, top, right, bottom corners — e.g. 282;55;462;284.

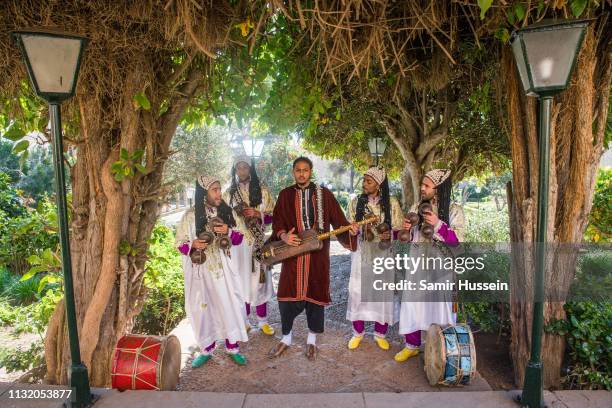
111;334;181;391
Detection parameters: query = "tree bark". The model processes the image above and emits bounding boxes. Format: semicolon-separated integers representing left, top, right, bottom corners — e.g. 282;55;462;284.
43;63;204;387
503;25;610;388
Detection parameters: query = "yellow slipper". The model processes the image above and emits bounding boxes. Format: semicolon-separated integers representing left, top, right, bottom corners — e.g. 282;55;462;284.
347;335;363;350
374;336;390;350
394;347;419;362
260;323;275;336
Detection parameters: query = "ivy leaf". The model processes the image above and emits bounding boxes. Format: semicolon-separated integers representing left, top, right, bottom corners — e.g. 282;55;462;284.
537;0;546;17
134;163;148;174
507;10;516;25
120;148;129;161
131;149;144;161
20;266;47;281
2;123;26;141
12;139;29;154
495;28;510;44
514;4;526;21
570;0;588;17
110;161;123;173
27;254;42;265
477;0;493;20
133;91;151;111
119;240;131;256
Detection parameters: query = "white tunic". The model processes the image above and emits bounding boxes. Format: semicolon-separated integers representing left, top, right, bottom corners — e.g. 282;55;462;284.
345;196;404;324
223;183;275;307
175;208;248;347
398;202;464;334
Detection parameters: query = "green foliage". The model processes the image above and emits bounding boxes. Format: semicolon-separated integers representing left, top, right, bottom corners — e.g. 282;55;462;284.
585;168;611;242
334;191;350;214
0;342;44;374
570;251;612;302
0;91;49;167
163;126;231;194
16;145;54;203
547;302;612;390
458;250;511;334
21;248;63;295
0;192;59;274
0;297;18;326
464;201;510;243
0;172;24;218
110;148;148;182
133;91;151;111
256;140;300;197
133;224;185;335
458;302;509;334
570;0;589;17
5;288;63;336
477;0;493;20
0;140;22;183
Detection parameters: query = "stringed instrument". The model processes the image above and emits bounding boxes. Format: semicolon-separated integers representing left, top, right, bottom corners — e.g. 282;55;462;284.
259;215;378;266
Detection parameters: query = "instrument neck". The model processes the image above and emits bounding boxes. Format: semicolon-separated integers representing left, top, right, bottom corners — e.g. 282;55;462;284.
316;218;373;241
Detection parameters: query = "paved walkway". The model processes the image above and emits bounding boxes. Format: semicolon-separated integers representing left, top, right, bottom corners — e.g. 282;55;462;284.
0;382;610;408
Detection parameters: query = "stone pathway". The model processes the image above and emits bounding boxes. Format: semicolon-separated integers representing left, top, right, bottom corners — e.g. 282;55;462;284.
1;382;610;408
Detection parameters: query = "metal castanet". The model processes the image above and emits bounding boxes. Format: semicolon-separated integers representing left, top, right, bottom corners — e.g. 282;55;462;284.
189;231;214;265
375;222;392;249
233;202;261;228
209;216;231;250
418;201;435;239
398;211;419;242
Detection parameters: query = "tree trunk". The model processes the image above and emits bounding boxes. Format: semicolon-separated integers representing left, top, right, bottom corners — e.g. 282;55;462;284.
43;64;203;387
503;25;610;388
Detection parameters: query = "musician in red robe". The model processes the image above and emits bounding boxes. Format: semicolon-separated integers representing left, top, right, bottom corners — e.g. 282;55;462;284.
268;156;359;361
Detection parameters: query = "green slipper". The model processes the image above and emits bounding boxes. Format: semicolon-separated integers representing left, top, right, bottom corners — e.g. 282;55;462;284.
191;353;211;368
229;352;247;366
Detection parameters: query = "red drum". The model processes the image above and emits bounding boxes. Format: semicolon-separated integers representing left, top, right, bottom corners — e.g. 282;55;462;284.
111;334;181;391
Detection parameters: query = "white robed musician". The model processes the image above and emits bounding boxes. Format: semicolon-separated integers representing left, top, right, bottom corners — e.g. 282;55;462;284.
223;155;276;336
175;175;248;367
346;166;405;351
395;168;465;362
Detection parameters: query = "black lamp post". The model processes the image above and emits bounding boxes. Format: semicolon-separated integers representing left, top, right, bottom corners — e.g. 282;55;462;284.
509;19;589;408
368;136;387;166
12;28;92;407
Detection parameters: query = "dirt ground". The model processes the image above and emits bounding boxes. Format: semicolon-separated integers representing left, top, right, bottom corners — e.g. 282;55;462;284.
177;242;512;393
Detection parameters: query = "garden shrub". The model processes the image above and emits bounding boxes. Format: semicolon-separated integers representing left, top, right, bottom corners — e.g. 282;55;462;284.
547;301;612;390
584;168;611;243
133;224;185;335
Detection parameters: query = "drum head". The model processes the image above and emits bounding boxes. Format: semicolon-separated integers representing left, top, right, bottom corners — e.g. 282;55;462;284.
424;324;445;386
158;335;181;390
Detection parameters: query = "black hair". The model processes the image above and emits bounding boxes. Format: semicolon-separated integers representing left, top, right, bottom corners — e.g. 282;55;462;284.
292;156;313;169
195;180;236;235
435;175;452;225
229;158;262;207
355;167;392;226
